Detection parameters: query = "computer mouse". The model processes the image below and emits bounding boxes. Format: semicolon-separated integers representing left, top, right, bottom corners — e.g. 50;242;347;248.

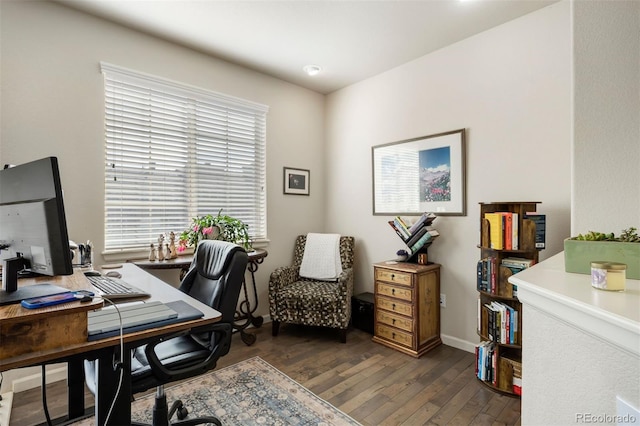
105;270;122;279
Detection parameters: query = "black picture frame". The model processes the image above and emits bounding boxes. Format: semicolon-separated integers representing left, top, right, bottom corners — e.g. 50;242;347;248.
283;167;310;196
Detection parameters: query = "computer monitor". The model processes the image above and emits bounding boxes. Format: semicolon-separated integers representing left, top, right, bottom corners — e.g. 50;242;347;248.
0;156;73;305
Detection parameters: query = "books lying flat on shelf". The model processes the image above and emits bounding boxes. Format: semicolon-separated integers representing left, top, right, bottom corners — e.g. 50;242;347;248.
501;257;535;268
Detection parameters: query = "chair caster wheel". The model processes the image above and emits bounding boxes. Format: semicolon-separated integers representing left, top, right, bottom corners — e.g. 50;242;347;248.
241;330;256;346
169;400;189;421
177;405;189;420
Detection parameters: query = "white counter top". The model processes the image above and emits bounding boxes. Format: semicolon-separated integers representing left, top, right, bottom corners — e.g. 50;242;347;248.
509;253;640;356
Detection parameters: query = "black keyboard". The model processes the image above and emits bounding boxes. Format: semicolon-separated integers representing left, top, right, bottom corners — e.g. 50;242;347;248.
86;274;150;300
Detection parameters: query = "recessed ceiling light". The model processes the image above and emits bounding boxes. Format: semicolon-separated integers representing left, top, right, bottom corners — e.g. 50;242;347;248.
303;65;322;76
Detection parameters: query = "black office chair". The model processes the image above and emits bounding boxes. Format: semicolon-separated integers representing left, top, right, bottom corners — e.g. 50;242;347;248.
86;239;248;426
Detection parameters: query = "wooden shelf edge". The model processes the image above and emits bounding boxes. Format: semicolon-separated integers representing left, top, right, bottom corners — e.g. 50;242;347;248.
478;290;519;302
476;333;522;349
477;378;521;398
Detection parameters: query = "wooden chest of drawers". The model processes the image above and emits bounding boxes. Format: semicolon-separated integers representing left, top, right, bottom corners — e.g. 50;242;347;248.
372;261;441;357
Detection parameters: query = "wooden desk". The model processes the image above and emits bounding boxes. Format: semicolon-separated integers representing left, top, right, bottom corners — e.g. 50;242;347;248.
133;248;268;345
0;264;222;425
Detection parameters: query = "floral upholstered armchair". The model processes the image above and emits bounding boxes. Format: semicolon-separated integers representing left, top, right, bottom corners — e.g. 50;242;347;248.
268;235;355;343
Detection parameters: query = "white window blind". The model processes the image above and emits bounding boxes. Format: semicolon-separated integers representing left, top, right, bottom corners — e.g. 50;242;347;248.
101;63;268;252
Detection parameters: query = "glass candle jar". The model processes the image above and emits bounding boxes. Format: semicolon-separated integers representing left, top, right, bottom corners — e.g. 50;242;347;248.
591;261;627;291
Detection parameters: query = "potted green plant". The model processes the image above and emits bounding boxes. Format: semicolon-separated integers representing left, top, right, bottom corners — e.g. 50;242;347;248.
564;227;639;279
178;209;252;251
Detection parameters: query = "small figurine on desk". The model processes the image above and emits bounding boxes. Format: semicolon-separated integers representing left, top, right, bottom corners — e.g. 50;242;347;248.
168;231;178;259
148;243;156;261
157;234;165;261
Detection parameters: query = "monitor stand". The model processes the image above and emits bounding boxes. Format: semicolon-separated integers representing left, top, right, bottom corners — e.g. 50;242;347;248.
2;256;29;293
1;257;69;306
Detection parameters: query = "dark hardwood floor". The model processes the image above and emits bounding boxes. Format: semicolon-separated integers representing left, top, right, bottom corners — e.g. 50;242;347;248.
9;324;521;425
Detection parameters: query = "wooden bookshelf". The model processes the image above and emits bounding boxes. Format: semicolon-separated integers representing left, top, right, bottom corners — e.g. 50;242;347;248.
476;201;542;397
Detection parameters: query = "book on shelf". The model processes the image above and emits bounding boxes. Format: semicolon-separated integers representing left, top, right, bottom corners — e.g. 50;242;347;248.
511;213;519;250
426;227;439;237
501;354;522;395
477;258;490;292
501;257;535;268
501;212;513;250
480;300;518;345
393;217;411;240
405;226;428;248
387;214;439;259
409;230;436;254
407;212;436;235
525;213;546;249
501;212;519;250
485;212;521;250
476;341;496;384
484;213;504;250
388;221;408;242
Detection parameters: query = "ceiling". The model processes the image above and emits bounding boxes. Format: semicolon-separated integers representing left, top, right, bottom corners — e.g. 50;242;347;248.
55;0;558;94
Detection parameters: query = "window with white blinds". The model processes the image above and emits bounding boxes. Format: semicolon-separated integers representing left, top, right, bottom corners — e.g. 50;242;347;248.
101;63;268;252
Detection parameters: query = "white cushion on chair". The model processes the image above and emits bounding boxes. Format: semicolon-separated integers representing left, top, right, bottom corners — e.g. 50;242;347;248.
299;233;343;280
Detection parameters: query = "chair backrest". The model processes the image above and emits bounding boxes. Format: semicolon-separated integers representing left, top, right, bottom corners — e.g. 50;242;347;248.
179;240;248;322
292;235;355;270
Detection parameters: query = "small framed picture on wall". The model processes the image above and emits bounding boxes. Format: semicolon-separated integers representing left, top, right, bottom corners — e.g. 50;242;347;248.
283;167;310;195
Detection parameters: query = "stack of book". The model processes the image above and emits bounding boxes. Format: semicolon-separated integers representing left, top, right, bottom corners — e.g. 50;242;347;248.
477;256;535;296
484;212;519;250
475;341;496;385
478;299;519;345
484;211;546;251
388;212;438;256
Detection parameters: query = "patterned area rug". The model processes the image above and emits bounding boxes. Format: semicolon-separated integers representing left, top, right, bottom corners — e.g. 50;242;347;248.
73;356;360;425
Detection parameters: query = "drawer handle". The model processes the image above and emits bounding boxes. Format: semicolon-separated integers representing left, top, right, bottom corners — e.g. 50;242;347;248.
392;318;396;324
392;288;395;295
392;303;396;310
392;332;396;338
391;274;395;280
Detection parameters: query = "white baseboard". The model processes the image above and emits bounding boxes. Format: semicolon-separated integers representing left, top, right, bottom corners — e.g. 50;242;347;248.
0;391;14;426
441;334;476;354
11;366;67;393
267;315;477;354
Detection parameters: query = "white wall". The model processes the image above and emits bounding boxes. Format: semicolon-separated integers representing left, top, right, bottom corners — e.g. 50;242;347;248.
521;1;640;423
572;0;640;234
325;2;572;350
0;0;325;392
0;0;326;299
523;304;639;425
